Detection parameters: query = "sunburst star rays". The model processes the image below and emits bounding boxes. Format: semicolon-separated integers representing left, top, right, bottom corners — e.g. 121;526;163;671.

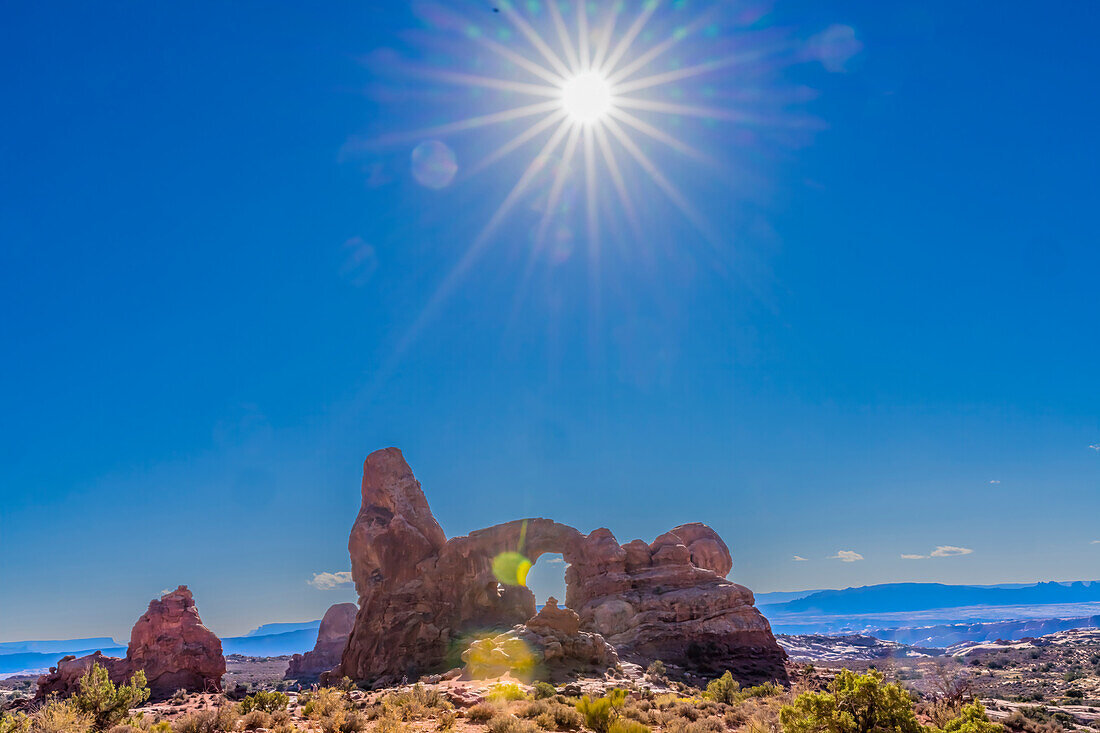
369;0;783;360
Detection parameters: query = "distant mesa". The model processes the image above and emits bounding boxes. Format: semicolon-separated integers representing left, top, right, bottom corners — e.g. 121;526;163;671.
35;586;225;701
284;603;357;682
328;447;787;687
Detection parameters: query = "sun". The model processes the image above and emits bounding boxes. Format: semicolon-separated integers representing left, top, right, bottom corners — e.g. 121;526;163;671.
561;71;613;124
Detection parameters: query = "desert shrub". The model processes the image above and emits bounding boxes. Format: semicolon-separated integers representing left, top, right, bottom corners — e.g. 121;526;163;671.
437;711;457;732
704;671;741;705
172;711;215;733
303;688;347;720
608;720;650;733
0;712;29;733
382;685;451;720
33;699;94;733
1065;689;1084;700
374;716;408;733
940;703;1004;733
73;662;151;731
318;707;368;733
533;683;557;701
779;669;922;733
106;725;141;733
724;708;748;728
653;694;680;710
1001;710;1061;733
174;705;239;733
241;711;272;730
744;683;782;699
467;704;500;723
517;702;551;720
646;661;667;678
548;705;583;731
239;691;290;714
214;706;239;733
575;690;626;733
665;719;719;733
488;684;529;703
487;716;538;733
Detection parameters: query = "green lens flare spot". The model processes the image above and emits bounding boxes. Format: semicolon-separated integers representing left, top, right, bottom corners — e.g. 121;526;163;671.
492;551;533;586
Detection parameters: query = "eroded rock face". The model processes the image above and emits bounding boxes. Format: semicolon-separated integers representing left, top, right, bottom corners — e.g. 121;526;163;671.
566;527;786;685
32;652;128;701
285;603;358;681
336;448;787;687
462;598;620;680
36;586;225;701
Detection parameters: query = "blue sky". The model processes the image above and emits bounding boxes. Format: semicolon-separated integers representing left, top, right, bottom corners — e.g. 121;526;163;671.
2;0;1098;641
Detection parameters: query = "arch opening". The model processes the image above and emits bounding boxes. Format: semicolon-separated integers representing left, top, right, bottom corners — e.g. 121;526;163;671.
524;552;568;609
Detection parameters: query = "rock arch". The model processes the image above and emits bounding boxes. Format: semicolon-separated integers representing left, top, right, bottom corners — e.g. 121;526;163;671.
336;447;786;687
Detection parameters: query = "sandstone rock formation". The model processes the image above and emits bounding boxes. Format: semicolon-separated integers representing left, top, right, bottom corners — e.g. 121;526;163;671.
36;586;225;700
336;447;786;687
462;598;619;680
285;602;358;681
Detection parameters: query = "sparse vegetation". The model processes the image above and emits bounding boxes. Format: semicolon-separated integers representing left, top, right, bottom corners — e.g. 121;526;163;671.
608;720;651;733
780;669;924;733
488;683;529;703
487;715;539;733
646;661;668;679
0;712;29;733
576;689;627;733
72;662;151;731
533;682;558;700
239;690;290;714
704;672;740;705
32;699;94;733
241;711;272;730
172;707;239;733
467;703;502;723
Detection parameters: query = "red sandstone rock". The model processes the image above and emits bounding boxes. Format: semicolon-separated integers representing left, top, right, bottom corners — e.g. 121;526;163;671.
32;651;128;700
335;448;787;687
285;602;358;681
462;598;619;680
36;586;224;701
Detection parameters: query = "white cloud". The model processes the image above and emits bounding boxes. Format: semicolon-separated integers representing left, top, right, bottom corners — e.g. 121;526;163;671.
989;480;1000;484
829;550;864;562
159;588;173;596
930;545;974;557
792;555;809;562
1090;445;1100;452
545;557;565;564
308;571;354;590
902;545;974;559
1091;540;1100;545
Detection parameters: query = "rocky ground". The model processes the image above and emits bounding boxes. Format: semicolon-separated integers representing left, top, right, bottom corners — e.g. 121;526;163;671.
5;629;1100;733
784;627;1100;731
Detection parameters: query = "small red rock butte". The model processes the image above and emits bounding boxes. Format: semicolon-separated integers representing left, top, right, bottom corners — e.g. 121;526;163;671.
335;447;787;687
285;602;358;681
36;586;225;701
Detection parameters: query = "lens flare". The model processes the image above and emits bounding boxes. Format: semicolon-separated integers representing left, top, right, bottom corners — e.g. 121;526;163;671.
492;551;533;587
359;1;806;362
561;71;613;124
462;634;537;680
